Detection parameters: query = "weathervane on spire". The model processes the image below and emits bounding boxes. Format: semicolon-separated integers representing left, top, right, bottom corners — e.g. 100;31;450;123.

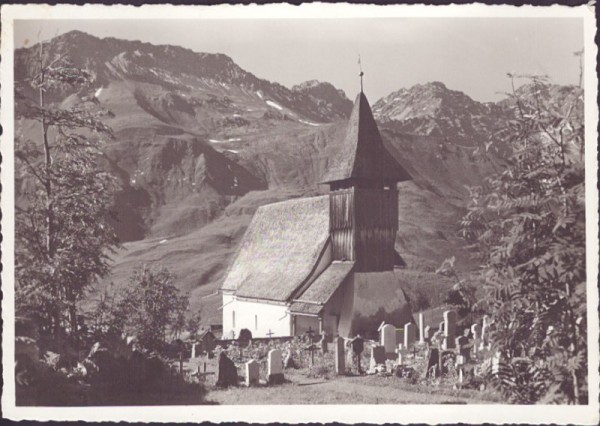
358;54;364;92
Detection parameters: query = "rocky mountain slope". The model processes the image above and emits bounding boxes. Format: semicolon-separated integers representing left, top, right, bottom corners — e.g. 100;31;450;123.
372;81;510;146
14;31;577;325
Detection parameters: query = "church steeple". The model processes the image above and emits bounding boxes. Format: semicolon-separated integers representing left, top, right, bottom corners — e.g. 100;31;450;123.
323;88;411;272
321;91;411;186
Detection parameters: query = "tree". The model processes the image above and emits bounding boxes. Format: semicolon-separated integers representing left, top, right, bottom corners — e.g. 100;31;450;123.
461;75;586;403
186;309;203;340
15;39;119;346
115;265;189;352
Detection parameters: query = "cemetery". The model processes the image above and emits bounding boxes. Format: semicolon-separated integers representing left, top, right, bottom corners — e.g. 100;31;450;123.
175;311;503;404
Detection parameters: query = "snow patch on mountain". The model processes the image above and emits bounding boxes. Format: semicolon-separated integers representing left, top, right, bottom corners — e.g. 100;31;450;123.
266;100;283;110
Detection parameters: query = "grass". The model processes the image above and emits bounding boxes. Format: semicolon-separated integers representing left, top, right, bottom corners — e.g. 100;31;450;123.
206;372;497;405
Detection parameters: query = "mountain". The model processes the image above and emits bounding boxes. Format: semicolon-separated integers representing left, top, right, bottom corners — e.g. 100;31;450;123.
14;30;576;326
15;30;352;126
373;81;509;146
15;31;353;240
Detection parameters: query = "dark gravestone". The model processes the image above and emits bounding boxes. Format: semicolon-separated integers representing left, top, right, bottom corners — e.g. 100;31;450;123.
371;345;386;364
350;335;365;374
216;352;238;387
456;335;471;362
238;328;252;346
425;348;439;377
284;352;297;369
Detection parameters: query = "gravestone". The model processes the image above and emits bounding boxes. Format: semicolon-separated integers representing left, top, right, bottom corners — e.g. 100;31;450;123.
371;345;386;364
424;326;434;342
456;335;471;362
431;330;444;350
216;352;238;387
191;343;196;359
491;351;501;375
423;326;433;343
350;335;365;374
395;328;404;347
284;351;297;369
267;349;284;384
369;345;386;372
471;323;482;356
439;321;445;333
238;328;252;346
443;310;457;350
319;331;328;353
425;348;440;377
418;313;425;343
380;324;396;355
404;323;416;350
245;359;260;387
334;337;345;375
397;344;407;366
456;354;465;387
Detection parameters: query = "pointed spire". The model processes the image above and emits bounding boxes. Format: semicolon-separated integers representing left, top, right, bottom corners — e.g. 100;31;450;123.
321;91;412;184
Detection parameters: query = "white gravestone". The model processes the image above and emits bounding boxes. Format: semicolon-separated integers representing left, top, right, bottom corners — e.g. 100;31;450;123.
380;324;396;355
397;344;407;366
267;349;284;384
418;313;425;343
404;322;416;350
245;359;260;387
443;310;457;350
191;343;196;359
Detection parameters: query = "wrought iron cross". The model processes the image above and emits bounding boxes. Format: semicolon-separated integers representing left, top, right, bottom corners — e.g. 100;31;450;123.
306;343;318;365
306;326;315;342
266;329;274;339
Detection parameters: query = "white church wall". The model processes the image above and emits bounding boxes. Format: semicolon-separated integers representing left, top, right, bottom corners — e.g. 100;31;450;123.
222;292;236;338
222;293;291;338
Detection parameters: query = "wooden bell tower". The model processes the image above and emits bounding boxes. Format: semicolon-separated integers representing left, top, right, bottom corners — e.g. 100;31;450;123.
322;81;411;272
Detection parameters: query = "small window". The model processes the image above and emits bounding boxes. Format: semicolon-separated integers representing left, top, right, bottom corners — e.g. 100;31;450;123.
232;311;236;329
255;315;258;331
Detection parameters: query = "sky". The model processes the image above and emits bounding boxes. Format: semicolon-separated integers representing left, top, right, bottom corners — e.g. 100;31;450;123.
14;18;583;102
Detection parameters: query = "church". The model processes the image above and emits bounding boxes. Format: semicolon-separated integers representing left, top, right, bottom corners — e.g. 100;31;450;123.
220;86;415;339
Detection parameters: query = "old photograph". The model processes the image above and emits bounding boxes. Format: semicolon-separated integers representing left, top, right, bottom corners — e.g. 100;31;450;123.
1;3;598;424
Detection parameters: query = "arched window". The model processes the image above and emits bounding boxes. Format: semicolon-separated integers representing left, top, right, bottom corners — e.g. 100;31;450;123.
232;310;236;329
255;314;258;331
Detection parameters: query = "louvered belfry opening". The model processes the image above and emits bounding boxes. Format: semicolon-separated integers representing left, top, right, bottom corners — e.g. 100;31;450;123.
323;91;411;272
330;179;398;271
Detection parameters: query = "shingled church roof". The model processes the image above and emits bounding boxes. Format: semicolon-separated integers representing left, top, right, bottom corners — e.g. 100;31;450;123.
321;92;412;184
220;195;330;301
